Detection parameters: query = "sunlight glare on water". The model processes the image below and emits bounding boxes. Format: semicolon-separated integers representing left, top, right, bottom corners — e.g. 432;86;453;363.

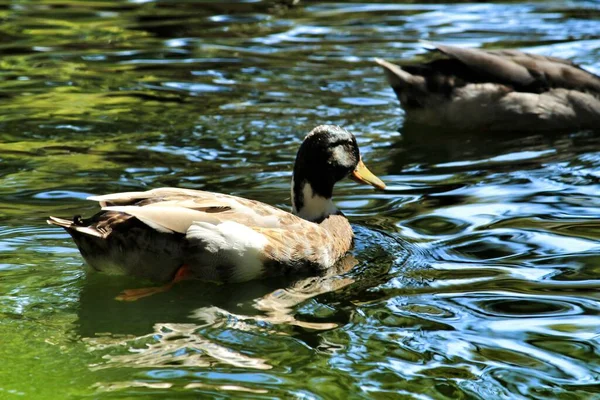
0;0;599;399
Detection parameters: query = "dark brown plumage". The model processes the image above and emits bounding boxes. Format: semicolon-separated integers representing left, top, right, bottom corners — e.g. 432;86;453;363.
376;43;600;131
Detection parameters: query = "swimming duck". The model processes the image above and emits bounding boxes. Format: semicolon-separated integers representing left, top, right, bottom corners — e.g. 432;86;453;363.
376;43;600;132
48;125;385;289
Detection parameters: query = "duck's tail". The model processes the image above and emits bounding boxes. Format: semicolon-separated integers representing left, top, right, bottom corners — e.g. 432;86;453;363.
47;216;104;238
47;216;73;228
375;57;429;110
375;58;424;89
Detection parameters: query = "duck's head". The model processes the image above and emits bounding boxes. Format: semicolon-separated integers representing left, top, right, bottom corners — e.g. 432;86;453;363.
291;125;385;222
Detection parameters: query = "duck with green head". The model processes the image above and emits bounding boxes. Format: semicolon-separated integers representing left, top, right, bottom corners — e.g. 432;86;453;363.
48;125;385;297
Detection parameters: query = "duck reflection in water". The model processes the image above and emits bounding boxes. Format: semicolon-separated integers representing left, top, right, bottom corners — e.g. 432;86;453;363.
80;255;358;374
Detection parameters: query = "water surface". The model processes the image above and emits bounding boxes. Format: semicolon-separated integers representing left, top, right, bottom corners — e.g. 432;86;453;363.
1;0;600;398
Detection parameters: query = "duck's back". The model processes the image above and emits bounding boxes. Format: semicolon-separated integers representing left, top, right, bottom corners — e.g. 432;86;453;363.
377;44;600;131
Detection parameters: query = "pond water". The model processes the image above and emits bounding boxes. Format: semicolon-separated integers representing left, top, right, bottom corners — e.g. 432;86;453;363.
1;0;600;398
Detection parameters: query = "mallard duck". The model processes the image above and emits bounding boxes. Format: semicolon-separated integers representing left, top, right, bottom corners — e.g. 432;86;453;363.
48;125;385;289
376;43;600;132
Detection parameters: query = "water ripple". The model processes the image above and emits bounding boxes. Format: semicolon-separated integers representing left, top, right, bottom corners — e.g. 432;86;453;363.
1;0;600;398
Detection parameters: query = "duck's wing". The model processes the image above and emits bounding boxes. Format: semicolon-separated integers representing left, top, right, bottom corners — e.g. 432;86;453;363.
377;43;600;94
83;187;306;236
430;43;600;93
429;43;536;88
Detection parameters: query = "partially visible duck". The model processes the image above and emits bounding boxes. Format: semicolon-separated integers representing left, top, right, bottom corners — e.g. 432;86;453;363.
376;43;600;132
48;125;385;291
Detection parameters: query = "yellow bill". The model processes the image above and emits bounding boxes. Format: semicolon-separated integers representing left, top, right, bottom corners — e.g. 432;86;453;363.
351;158;386;190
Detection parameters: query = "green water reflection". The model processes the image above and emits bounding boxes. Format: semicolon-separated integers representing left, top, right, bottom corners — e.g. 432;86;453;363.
1;1;600;399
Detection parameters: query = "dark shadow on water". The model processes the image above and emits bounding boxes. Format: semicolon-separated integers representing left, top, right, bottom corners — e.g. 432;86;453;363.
387;121;600;173
74;226;415;339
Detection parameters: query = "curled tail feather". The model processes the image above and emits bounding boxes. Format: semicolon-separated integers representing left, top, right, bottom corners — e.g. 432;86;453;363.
374;57;424;88
47;216;104;238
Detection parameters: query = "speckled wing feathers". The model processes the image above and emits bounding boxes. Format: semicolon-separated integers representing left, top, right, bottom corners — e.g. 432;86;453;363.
88;187;310;235
257;214;353;274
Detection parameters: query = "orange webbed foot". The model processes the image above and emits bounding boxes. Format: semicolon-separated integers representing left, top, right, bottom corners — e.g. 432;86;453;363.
115;265;192;301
